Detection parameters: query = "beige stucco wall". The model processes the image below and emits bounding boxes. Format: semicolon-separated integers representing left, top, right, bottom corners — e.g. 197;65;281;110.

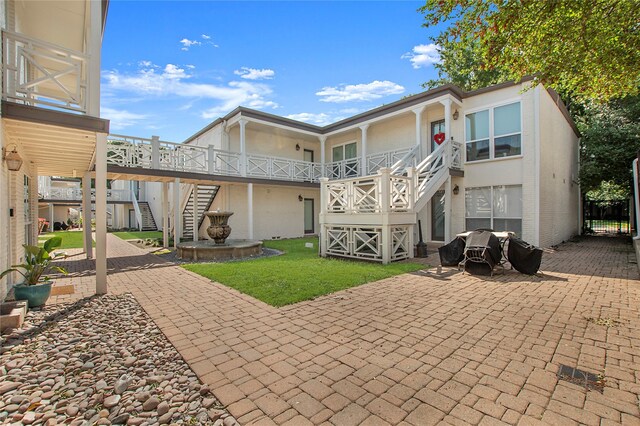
204;183;320;240
537;89;580;247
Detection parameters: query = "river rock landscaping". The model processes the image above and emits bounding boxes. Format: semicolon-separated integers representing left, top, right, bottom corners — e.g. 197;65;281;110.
0;294;238;425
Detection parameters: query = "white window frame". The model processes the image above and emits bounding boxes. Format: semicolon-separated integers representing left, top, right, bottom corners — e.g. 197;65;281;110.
331;140;358;162
465;185;523;234
464;98;523;163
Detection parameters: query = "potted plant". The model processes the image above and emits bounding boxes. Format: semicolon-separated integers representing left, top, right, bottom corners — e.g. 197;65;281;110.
0;237;68;308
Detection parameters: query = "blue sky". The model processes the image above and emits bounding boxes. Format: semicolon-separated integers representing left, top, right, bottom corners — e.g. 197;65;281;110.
101;1;444;141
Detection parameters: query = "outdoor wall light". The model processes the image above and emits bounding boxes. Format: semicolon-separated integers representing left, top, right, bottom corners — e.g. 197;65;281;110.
2;143;23;171
295;143;301;151
453;109;459;120
453;184;459;195
298;194;303;202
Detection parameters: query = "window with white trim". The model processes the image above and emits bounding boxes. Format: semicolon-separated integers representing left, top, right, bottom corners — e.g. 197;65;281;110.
465;185;522;235
465;102;521;162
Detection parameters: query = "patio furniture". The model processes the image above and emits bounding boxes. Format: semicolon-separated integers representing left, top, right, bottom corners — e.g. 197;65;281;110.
459;230;503;276
438;237;465;266
507;237;543;275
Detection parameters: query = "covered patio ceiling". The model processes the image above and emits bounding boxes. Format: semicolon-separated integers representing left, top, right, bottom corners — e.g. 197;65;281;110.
3;118;97;177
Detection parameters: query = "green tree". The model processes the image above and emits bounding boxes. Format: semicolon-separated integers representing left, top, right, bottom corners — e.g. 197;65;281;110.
420;0;640;102
578;94;640;194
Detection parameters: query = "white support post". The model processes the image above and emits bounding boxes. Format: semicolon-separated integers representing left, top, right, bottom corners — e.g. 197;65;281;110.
173;178;181;248
444;176;452;243
319;136;327;177
82;172;92;258
441;99;452;143
151;135;160;169
239;119;248;177
247;183;253;240
162;182;169;248
192;184;199;241
360;125;369;176
208;145;215;174
48;203;54;234
95;133;108;295
87;0;102;116
413;106;425;158
379;168;391;264
319;177;329;257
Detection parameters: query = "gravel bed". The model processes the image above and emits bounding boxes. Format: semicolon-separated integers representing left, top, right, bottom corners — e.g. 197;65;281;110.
0;294;239;425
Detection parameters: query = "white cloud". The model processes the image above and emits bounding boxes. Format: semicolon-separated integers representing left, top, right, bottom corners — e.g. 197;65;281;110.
316;80;405;103
101;107;148;130
180;38;201;51
103;63;279;120
201;34;211;40
286;113;334;126
401;43;441;69
234;67;275;80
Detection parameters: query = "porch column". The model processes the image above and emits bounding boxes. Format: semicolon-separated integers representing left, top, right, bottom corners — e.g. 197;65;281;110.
319;136;326;177
173;178;181;249
87;0;102;116
440;98;452;142
239;119;248;177
247;183;254;240
48;203;54;234
444;177;452;243
413;106;425;158
82;172;92;258
192;184;199;241
95;133;107;295
360;124;369;176
162;182;169;247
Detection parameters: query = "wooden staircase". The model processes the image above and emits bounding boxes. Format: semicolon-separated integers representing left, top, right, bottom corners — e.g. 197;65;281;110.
183;185;219;240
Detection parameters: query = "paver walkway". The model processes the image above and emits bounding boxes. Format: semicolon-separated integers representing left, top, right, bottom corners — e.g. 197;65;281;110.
50;235;640;425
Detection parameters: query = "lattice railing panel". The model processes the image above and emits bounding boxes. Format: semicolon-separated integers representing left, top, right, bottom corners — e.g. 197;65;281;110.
391;227;410;260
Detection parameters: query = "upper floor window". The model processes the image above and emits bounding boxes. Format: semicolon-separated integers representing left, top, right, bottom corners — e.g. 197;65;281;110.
465;102;521;162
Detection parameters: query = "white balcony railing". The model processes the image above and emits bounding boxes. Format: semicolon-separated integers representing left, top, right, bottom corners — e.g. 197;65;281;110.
325;159;360;180
322;168;414;214
40;187;133;202
106;135;323;183
366;147;413;175
2;30;88;113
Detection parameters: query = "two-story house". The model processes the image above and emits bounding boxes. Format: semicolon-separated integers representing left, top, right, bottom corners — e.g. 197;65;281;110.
104;79;579;263
0;0;110;299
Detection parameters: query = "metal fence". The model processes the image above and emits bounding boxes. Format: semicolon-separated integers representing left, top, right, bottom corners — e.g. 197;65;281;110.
583;198;630;234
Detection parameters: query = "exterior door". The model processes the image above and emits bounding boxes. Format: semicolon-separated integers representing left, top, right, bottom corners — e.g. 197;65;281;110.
431;120;446;152
304;199;314;234
431;190;445;241
304;149;314;163
332;142;358;177
128;209;136;229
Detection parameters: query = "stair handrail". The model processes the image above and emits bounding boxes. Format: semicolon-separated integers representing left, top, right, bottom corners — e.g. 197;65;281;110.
390;145;420;175
180;183;194;217
131;190;143;231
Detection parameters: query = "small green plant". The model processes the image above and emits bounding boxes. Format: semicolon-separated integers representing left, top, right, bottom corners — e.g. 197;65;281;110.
0;237;68;285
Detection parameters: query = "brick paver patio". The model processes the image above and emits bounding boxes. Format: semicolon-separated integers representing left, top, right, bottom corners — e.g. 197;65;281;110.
50;235;640;425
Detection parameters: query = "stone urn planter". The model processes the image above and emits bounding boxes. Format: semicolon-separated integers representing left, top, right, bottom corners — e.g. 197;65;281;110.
205;211;233;244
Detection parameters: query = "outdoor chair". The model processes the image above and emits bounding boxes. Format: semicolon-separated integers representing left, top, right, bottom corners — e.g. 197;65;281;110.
438;237;465;266
507;237;543;275
459;230;503;276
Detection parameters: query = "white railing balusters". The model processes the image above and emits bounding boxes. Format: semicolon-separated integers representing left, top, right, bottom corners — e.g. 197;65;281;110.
2;30;88;113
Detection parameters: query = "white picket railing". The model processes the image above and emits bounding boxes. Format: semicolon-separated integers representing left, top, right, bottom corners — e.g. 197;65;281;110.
2;30;88;113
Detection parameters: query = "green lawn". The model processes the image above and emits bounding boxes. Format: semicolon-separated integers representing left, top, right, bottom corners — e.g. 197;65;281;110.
38;231;92;249
112;231;164;240
182;237;425;307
